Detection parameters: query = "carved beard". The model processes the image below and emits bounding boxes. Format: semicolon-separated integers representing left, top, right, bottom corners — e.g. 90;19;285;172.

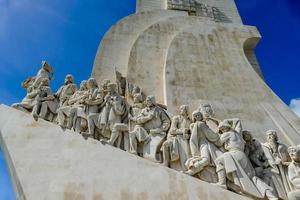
269;141;278;153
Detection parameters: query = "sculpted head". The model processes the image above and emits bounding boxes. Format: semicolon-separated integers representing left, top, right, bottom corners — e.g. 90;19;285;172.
133;93;143;104
64;74;74;85
266;130;278;143
218;120;232;134
288;145;300;162
87;78;98;89
199;103;214;118
107;83;117;94
192;110;203;122
79;80;88;91
145;95;156;107
242;130;253;142
179;105;189;116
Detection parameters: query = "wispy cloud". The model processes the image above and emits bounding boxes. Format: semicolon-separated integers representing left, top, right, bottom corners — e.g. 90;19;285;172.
289;98;300;117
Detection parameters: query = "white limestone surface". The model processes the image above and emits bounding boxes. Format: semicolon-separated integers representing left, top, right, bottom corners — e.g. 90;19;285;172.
0;105;250;200
92;10;300;145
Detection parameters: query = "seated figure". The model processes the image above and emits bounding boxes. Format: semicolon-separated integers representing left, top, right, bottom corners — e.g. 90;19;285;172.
162;105;191;171
12;63;53;113
184;110;223;182
129;95;171;162
215;119;278;199
287;145;300;200
12;85;39;113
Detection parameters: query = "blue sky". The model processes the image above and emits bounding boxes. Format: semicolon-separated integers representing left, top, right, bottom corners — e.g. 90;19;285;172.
0;0;300;199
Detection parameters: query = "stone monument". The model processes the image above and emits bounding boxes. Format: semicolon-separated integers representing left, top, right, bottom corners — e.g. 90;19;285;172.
1;0;300;200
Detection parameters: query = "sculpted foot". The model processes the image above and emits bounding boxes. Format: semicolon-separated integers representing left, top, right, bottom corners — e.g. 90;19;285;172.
32;114;39;121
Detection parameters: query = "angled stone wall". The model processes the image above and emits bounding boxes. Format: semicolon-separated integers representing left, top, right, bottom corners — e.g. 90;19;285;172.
0;105;250;200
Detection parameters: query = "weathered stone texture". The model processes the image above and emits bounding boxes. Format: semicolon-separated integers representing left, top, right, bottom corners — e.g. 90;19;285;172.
0;105;250;200
92;11;300;145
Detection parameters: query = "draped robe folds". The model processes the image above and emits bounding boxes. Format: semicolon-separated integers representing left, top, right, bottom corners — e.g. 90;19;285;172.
262;142;292;199
185;121;223;182
216;131;275;198
166;115;191;171
288;162;300;200
99;93;126;138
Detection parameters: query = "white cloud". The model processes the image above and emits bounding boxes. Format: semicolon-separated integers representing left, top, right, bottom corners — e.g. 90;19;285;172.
289;98;300;117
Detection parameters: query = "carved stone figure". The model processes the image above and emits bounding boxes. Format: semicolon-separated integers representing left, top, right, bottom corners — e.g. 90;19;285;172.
71;78;104;134
12;85;39;113
198;103;220;133
162;105;191;171
93;83;126;140
32;61;53;89
58;80;88;131
184;110;222;182
242;130;268;168
101;92;145;151
32;78;54;121
129;95;171;162
42;74;77;122
262;130;291;199
215;120;278;199
287;145;300;200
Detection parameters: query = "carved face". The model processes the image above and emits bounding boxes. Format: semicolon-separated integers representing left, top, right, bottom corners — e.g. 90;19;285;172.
80;81;88;91
179;105;188;116
200;104;213;118
133;93;143;103
145;96;155;107
192;111;203;122
87;78;98;89
64;75;73;84
242;130;252;142
289;147;300;162
266;131;277;143
107;84;117;94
